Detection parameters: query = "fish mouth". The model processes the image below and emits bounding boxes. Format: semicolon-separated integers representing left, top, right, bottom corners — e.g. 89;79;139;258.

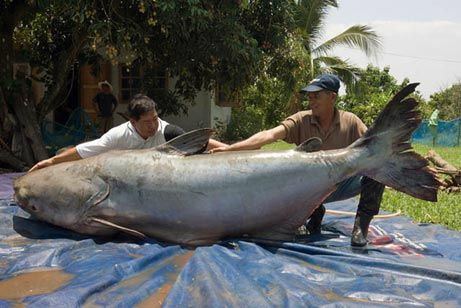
14;193;26;208
13;180;26;208
14;193;40;214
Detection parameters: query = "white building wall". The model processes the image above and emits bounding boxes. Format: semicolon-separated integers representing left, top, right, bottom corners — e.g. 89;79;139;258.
163;77;231;132
210;89;232;130
163;90;212;131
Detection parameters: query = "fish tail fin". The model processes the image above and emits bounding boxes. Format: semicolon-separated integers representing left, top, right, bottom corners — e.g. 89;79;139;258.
351;83;440;201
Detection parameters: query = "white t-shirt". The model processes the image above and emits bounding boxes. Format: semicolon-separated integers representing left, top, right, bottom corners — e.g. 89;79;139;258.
76;118;169;158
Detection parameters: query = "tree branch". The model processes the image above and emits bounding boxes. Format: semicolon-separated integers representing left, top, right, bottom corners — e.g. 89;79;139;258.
0;144;28;172
38;30;88;119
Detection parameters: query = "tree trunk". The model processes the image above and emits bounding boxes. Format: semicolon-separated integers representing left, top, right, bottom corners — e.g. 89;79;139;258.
38;30;88;119
426;150;461;186
0;147;28;171
11;82;49;162
0;1;47;167
12;126;35;166
427;150;458;172
0;83;47;166
0;16;14;132
0;86;13;142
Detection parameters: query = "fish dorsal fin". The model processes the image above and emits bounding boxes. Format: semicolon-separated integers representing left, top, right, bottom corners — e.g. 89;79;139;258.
90;217;147;239
294;137;322;153
156;128;213;156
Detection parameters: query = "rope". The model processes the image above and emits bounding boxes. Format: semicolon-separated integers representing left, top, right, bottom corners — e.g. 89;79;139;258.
326;209;401;219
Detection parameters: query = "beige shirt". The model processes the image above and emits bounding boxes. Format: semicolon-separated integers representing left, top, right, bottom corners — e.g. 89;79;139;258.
281;109;367;150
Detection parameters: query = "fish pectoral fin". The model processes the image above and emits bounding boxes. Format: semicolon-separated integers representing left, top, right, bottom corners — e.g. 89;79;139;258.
86;177;110;206
155;128;213;156
248;226;298;242
295;137;322;153
90;217;147;239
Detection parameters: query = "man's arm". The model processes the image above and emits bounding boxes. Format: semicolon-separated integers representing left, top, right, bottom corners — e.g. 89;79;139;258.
210;125;286;153
92;94;100;115
206;139;228;150
29;147;82;172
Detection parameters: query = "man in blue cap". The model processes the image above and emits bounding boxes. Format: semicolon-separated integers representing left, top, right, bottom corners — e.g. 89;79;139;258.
211;73;385;246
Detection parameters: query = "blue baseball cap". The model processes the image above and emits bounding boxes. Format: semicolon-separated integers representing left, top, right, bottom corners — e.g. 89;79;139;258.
300;74;340;93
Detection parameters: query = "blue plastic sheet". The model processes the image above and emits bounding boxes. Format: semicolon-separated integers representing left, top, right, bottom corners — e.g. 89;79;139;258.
1;173;461;307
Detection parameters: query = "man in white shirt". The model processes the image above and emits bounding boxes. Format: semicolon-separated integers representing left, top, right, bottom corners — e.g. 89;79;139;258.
30;94;227;172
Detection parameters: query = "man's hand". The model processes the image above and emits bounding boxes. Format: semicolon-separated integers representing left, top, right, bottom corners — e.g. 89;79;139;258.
209;145;231;154
29;158;54;173
29;146;81;173
210;125;286;153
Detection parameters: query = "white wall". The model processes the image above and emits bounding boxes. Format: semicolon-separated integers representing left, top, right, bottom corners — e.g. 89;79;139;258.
210;90;231;129
163;90;211;131
163;78;231;132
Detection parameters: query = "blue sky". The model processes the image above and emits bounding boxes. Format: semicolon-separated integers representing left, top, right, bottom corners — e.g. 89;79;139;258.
323;1;461;98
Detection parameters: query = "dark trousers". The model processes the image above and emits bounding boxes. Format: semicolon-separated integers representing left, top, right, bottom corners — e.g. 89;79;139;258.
324;176;383;216
99;115;113;133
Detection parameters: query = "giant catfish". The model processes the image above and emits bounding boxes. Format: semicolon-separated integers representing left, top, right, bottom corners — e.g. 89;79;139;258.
14;83;439;245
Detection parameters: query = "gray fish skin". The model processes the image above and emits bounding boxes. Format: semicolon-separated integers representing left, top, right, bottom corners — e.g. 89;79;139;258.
14;83;439;245
14;147;355;245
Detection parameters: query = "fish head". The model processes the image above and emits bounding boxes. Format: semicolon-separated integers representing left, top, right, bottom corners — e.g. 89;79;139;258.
13;166;109;232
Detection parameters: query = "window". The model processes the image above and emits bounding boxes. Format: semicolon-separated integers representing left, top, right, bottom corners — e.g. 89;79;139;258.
120;62;168;103
120;62;142;103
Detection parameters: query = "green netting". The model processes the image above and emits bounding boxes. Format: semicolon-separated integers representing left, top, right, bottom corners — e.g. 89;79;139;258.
41;108;101;155
412;118;461;147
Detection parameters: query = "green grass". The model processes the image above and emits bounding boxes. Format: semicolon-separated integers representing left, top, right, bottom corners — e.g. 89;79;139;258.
412;143;461;168
382;189;461;230
262;141;295;150
263;141;461;231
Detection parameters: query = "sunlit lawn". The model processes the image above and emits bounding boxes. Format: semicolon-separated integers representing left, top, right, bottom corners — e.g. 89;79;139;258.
263;141;461;231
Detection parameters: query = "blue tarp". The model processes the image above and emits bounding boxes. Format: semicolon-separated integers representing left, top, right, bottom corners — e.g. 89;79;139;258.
1;173;461;307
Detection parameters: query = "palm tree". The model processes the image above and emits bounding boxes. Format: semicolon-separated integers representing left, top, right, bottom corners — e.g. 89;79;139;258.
237;1;383;127
294;0;382;90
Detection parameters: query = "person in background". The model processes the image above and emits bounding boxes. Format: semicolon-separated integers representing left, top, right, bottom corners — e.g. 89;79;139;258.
211;74;385;247
30;94;227;172
428;109;439;147
93;80;118;133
